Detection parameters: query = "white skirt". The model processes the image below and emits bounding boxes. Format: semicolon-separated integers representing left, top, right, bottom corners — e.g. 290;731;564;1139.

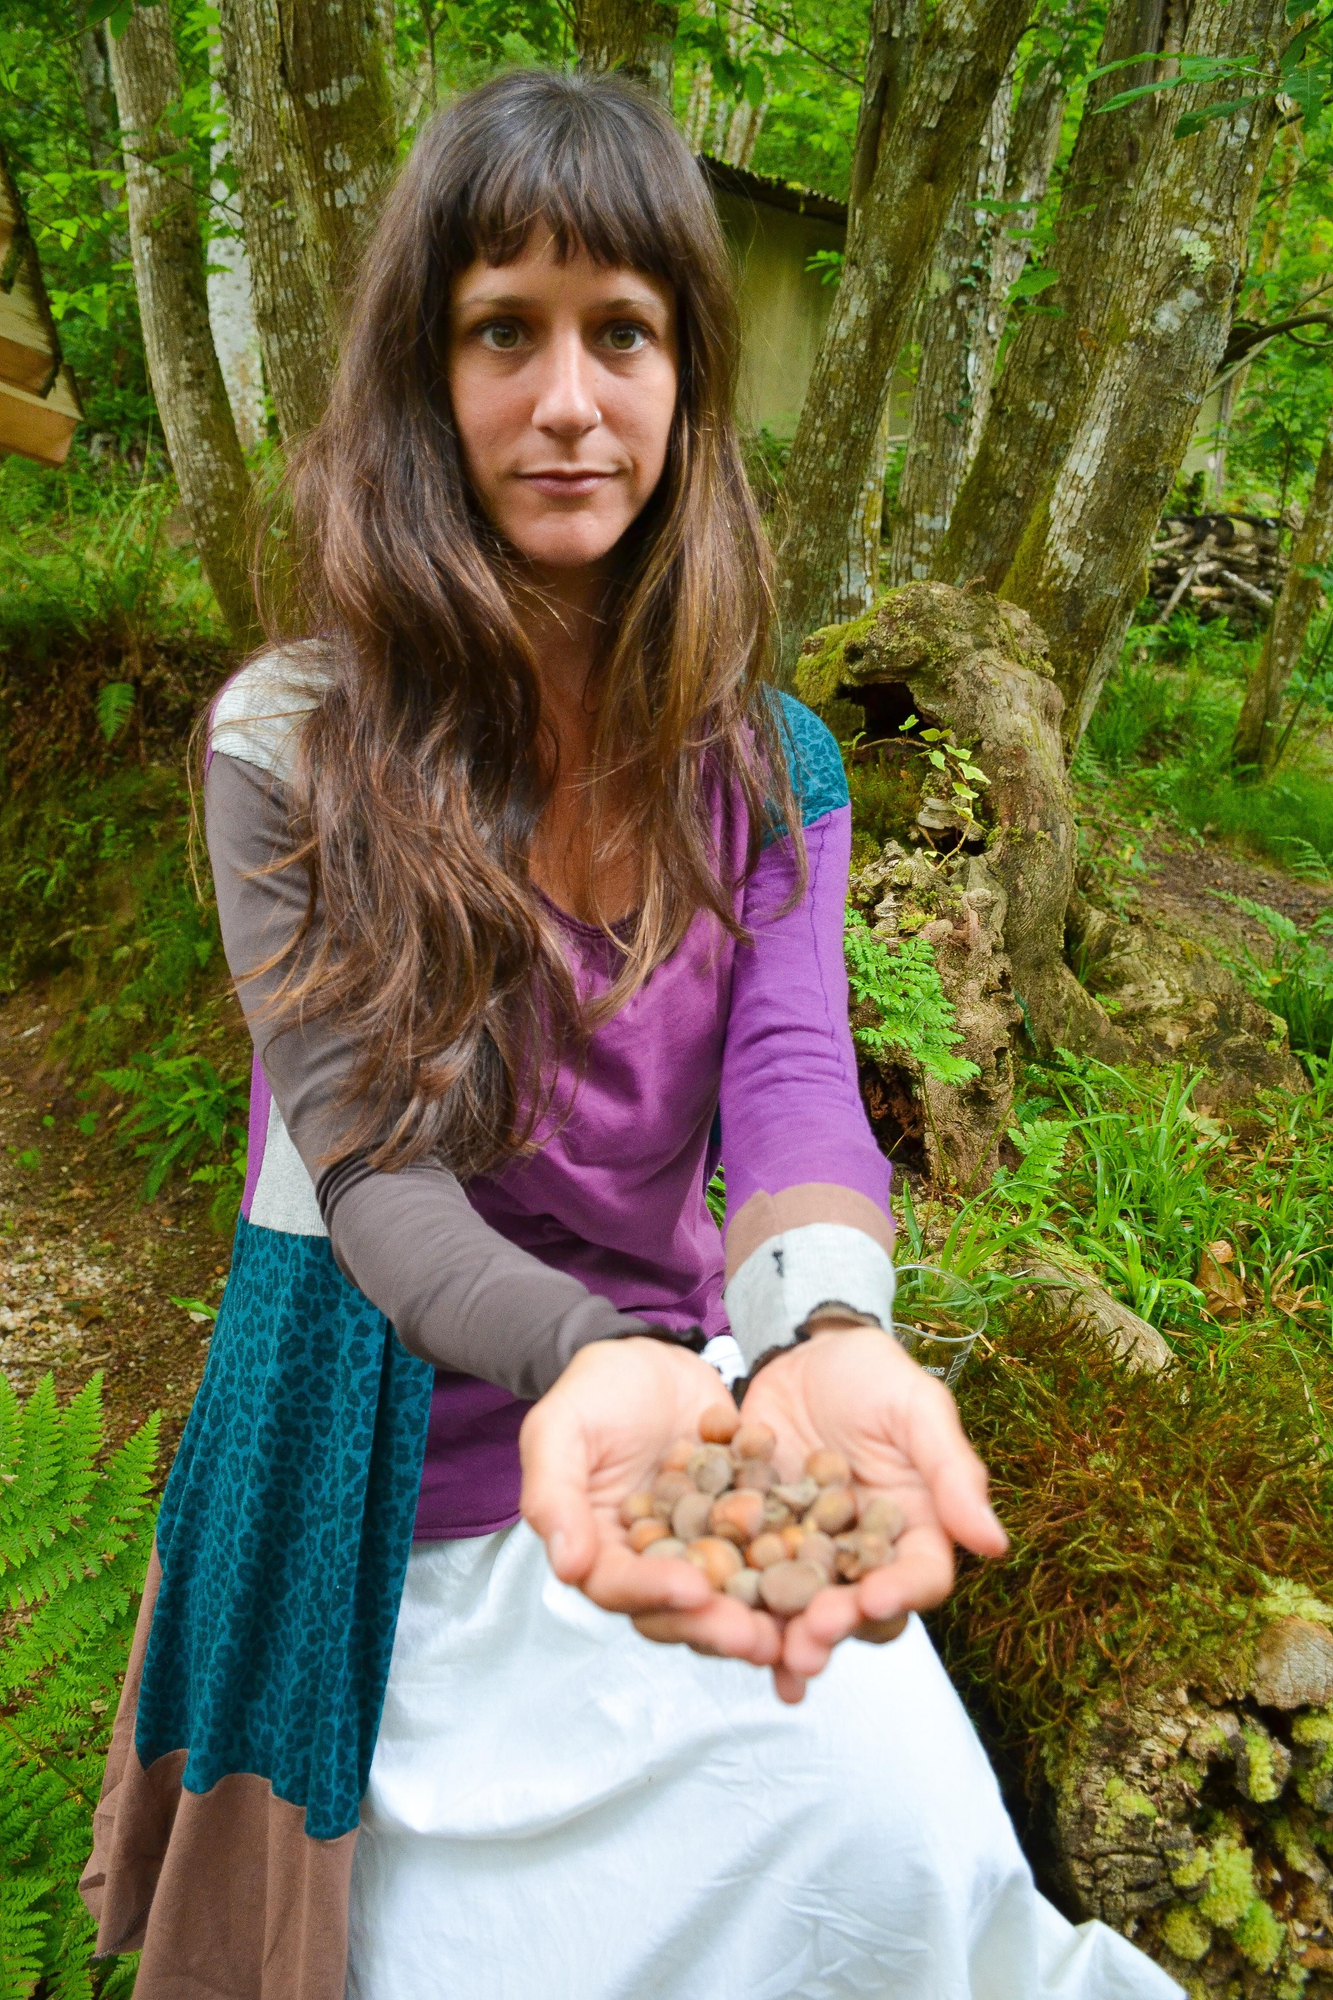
347;1524;1182;2000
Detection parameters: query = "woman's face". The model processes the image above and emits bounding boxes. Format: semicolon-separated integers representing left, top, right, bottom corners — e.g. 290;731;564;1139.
448;235;679;577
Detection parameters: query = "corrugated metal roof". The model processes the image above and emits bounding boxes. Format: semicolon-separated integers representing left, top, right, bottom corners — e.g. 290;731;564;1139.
699;155;847;229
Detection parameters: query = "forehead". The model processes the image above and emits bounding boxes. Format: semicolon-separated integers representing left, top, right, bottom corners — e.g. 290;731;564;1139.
451;232;672;306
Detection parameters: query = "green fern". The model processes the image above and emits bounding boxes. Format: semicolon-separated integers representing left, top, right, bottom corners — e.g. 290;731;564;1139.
0;1372;157;1999
844;910;980;1085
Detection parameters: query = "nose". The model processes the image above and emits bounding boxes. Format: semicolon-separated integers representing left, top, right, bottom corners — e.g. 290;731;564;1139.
530;326;601;441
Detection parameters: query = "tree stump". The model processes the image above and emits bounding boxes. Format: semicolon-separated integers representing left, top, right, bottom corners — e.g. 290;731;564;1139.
798;581;1306;1181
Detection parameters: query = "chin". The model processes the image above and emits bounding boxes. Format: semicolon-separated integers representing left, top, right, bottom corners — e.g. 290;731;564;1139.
512;525;629;572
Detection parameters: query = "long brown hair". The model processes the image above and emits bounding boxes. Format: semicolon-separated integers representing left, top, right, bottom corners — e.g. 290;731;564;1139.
262;68;796;1181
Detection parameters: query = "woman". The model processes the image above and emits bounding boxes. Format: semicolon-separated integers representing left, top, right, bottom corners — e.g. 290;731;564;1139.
81;69;1182;2000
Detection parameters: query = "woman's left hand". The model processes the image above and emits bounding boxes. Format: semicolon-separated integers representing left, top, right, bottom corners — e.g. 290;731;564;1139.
520;1336;791;1683
739;1325;1009;1689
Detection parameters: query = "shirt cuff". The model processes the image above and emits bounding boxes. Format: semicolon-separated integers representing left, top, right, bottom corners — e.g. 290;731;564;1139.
722;1223;896;1372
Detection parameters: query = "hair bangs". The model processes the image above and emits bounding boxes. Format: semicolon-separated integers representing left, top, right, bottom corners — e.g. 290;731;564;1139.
441;71;715;297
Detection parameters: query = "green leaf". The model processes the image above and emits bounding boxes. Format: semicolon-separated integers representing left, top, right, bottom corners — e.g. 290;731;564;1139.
94;683;134;744
1008;267;1061;301
1174;92;1262;135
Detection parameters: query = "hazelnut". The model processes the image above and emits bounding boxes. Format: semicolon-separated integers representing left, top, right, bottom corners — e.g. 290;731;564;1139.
834;1530;895;1581
660;1436;696;1472
699;1402;741;1444
685;1537;744;1589
854;1613;909;1643
808;1486;858;1535
686;1445;734;1496
860;1494;907;1542
628;1517;670;1553
745;1531;789;1570
723;1566;764;1607
619;1491;656;1528
796;1530;837;1580
771;1478;819;1515
710;1489;765;1545
733;1457;777;1493
671;1491;715;1543
780;1524;807;1559
758;1560;826;1616
806;1447;851;1487
732;1421;777;1462
652;1469;695;1519
761;1492;795;1530
642;1537;688;1560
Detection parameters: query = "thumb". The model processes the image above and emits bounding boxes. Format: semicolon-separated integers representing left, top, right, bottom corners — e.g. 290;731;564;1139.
519;1397;601;1585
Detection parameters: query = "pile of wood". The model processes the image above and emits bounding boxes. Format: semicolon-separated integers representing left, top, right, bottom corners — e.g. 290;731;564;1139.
1148;512;1285;633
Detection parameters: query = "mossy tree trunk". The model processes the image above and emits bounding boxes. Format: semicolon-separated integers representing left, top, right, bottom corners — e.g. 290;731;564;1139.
1232;414;1333;776
934;0;1286;752
884;78;1013;588
575;0;678;99
106;4;259;644
216;0;397;447
772;0;1032;677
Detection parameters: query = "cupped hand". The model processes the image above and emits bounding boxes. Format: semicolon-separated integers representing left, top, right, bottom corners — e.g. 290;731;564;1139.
519;1338;791;1686
739;1326;1008;1686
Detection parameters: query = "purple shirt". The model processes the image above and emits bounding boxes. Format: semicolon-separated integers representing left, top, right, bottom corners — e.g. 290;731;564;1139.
414;802;888;1539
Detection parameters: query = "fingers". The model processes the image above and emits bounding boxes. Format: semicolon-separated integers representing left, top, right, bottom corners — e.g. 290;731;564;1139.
583;1546;713;1618
519;1398;602;1586
897;1373;1008;1559
771;1662;809;1704
633;1594;784;1668
782;1521;955;1675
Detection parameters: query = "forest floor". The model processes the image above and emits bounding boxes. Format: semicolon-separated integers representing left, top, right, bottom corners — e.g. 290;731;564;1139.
0;822;1327;1474
0;971;242;1461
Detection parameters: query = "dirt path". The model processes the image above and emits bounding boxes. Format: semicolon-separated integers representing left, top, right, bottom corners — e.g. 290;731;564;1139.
0;982;240;1460
1134;828;1333;956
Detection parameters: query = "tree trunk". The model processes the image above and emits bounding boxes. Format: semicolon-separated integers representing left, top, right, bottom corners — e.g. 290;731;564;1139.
216;0;397;447
208;45;265;454
772;0;1031;677
278;0;398;283
935;0;1286;750
106;4;258;643
886;77;1013;587
575;0;678;99
1232;415;1333;775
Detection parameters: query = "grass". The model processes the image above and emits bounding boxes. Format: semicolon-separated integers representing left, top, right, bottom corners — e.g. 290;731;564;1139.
1079;607;1333;875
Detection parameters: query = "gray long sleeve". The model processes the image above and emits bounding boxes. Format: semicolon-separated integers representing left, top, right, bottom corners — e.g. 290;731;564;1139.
204;750;654;1399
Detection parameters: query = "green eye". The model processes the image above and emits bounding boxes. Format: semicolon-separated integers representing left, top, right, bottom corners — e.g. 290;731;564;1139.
604;324;647;352
481;321;523;351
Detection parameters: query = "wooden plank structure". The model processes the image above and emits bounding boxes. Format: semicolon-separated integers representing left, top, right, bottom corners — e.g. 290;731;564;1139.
0;146;83;468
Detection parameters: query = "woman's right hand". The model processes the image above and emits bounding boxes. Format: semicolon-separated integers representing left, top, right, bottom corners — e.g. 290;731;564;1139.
520;1339;795;1688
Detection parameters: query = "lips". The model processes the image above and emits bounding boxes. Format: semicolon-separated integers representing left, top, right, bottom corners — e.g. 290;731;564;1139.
519;469;618;497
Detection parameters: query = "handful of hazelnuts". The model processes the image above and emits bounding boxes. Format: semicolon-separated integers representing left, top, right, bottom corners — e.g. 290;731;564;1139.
620;1401;907;1625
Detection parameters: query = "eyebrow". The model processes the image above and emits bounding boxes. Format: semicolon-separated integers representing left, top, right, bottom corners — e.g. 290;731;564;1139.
455;291;667;317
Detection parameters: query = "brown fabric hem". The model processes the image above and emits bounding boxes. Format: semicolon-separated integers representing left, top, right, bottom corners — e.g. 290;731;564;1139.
81;1543;356;1999
724;1181;895;1281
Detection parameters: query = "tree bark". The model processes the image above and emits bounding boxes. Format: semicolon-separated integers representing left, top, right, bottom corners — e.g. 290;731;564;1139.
1232;414;1333;775
935;0;1286;750
208;45;265;454
886;77;1013;587
575;0;678;100
216;0;397;447
772;0;1031;677
106;4;258;642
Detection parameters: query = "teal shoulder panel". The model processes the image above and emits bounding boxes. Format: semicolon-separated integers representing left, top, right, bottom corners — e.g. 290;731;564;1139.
765;690;849;844
136;1215;434;1841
